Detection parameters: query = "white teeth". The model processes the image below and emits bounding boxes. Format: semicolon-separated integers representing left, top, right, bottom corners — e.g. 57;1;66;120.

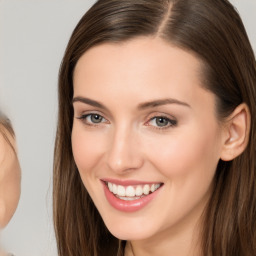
155;184;160;189
117;185;126;196
143;184;150;195
118;196;142;201
135;186;143;196
112;184;117;194
106;182;161;198
108;182;113;192
126;186;135;197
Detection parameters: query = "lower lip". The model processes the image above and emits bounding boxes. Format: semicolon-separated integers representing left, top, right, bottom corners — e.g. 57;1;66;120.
102;182;163;212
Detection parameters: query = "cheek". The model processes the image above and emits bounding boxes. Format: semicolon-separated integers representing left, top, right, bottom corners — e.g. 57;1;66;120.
140;127;221;226
0;154;21;228
71;125;105;205
71;124;106;176
143;125;221;181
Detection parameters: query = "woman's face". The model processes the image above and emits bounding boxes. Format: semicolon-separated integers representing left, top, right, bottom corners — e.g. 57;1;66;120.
72;37;225;241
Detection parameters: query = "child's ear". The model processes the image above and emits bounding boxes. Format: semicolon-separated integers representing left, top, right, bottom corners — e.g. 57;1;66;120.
220;103;251;161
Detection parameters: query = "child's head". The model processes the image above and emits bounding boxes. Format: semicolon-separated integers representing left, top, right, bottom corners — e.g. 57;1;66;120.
0;115;21;228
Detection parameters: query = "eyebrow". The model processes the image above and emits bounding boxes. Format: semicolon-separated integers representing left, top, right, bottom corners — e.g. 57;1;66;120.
72;96;191;110
138;98;191;109
73;96;107;110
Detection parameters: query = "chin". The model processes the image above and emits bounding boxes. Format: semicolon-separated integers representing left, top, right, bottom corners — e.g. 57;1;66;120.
103;216;158;241
110;229;151;241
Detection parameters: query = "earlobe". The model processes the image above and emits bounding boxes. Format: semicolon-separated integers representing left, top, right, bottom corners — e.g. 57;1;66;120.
220;103;251;161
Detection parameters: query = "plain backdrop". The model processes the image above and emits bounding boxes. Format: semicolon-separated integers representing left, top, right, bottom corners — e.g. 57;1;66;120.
0;0;255;255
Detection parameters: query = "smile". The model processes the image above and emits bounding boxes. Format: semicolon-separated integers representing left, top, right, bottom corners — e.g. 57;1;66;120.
102;180;163;212
106;182;161;200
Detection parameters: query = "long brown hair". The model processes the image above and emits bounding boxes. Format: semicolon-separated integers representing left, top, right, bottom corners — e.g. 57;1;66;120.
53;0;256;255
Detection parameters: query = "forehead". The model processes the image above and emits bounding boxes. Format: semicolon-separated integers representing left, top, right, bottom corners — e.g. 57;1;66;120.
73;37;206;104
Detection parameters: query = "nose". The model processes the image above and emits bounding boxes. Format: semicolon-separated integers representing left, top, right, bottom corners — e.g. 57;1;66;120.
106;125;144;174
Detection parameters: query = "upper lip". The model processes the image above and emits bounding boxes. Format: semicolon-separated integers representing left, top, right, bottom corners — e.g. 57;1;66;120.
101;178;163;186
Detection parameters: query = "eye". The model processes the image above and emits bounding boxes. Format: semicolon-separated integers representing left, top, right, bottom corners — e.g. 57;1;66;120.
147;116;177;128
88;114;104;123
77;113;108;125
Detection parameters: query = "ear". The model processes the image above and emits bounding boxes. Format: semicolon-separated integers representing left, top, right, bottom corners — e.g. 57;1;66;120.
220;103;251;161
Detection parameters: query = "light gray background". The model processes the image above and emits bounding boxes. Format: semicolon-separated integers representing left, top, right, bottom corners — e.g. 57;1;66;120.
0;1;96;255
0;1;255;256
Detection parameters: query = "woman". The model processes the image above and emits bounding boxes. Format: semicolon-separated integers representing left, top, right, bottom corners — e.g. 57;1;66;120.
53;0;256;255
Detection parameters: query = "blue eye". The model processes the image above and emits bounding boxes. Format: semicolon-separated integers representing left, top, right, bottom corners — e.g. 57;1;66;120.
77;114;107;125
88;114;104;123
148;116;177;128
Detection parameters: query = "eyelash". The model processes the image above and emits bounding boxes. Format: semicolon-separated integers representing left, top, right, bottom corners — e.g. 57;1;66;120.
145;116;177;130
76;113;109;127
76;113;177;129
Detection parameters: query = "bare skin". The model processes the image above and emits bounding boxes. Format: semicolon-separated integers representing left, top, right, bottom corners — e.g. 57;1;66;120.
0;126;21;229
